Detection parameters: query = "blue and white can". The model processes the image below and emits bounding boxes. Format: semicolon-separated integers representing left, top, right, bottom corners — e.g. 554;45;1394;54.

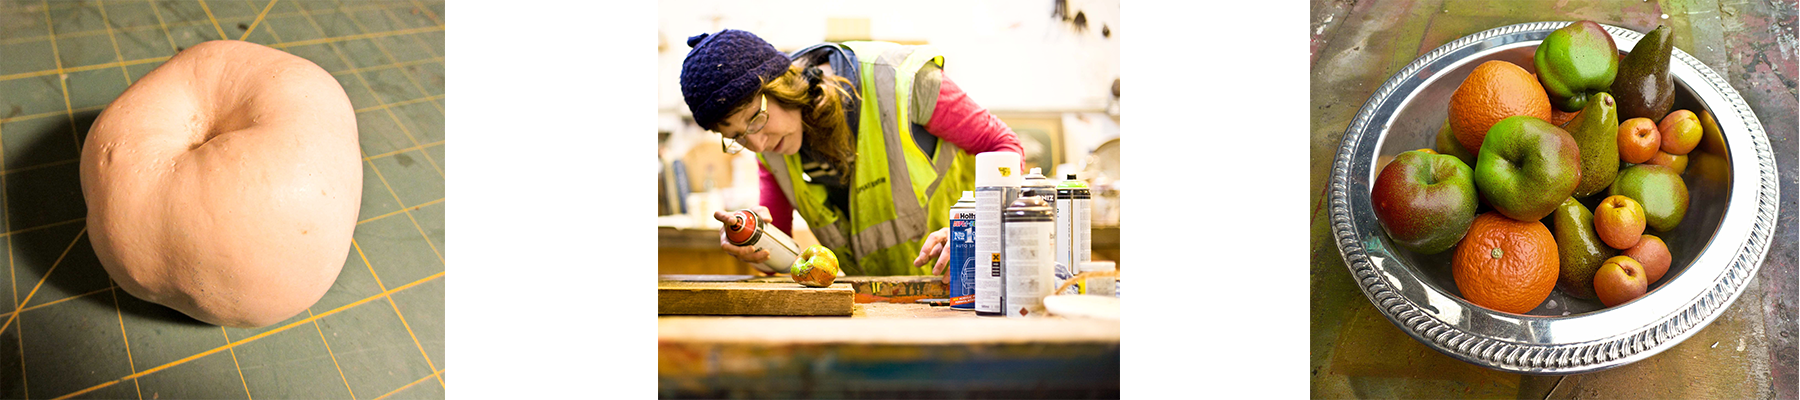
948;191;977;309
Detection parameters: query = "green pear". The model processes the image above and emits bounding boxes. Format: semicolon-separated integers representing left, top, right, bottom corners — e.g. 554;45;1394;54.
1566;92;1620;198
1614;25;1676;121
1553;197;1614;299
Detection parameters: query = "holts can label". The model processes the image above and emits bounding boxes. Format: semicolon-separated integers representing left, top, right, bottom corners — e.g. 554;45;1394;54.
948;197;977;309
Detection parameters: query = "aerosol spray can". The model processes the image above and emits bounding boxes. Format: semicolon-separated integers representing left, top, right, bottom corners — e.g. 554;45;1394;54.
722;209;801;274
1004;196;1055;317
947;191;977;310
1022;168;1057;203
974;152;1022;316
1056;173;1091;294
1022;168;1061;290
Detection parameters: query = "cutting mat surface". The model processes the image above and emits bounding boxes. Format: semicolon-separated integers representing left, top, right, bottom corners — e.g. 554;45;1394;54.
0;1;444;398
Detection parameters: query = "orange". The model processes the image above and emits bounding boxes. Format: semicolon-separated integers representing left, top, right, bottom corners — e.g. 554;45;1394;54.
1452;212;1559;314
1449;60;1554;155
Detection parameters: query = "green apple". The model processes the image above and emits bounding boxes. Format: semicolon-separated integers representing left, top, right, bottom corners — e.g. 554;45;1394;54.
1610;164;1690;232
1474;116;1583;221
1372;150;1478;254
1536;20;1619;112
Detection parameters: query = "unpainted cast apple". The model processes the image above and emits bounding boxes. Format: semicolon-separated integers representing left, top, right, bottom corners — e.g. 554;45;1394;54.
81;40;362;328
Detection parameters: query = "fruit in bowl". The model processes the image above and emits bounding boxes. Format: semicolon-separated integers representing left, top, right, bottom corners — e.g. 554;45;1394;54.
1645;151;1689;174
1624;235;1673;284
1553;197;1615;299
1594;256;1649;307
1617;117;1662;164
1449;60;1553;156
1535;20;1619;112
1372;149;1479;255
1453;212;1558;314
1614;25;1676;121
1473;116;1583;221
1565;92;1620;198
1659;109;1703;155
1594;195;1648;250
1610;164;1690;232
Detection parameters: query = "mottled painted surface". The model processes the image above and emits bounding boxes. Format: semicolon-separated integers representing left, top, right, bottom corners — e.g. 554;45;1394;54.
1311;0;1796;398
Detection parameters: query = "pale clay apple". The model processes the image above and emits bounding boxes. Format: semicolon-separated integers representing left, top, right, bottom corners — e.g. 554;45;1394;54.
80;40;361;328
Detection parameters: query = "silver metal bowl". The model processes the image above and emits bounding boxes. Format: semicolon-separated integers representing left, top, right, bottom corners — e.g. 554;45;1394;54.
1328;22;1780;375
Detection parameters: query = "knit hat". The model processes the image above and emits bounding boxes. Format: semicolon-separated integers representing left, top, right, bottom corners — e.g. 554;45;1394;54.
680;29;791;129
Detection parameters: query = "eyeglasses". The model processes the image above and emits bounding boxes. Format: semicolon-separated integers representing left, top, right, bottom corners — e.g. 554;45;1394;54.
720;95;768;155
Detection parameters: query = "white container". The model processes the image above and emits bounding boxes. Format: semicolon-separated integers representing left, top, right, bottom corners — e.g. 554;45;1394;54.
974;152;1022;315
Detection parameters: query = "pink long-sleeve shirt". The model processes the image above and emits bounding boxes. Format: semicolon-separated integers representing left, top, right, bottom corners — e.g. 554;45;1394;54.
761;73;1023;234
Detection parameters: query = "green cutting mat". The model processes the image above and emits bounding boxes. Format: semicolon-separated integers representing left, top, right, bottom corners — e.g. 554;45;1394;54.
0;0;445;398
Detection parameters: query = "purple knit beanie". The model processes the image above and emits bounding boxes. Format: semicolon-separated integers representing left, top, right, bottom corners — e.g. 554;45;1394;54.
680;29;791;130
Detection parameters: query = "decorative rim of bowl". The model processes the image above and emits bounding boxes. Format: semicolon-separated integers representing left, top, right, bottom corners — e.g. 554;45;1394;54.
1328;21;1780;374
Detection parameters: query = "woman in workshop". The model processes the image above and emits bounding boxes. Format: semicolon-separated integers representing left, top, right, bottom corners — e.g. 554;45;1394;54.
680;29;1021;279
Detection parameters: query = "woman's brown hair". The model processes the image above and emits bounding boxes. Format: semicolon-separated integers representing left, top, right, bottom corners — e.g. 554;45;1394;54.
758;64;859;178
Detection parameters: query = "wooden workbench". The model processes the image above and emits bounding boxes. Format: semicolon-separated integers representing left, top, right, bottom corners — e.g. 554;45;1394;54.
657;275;1121;398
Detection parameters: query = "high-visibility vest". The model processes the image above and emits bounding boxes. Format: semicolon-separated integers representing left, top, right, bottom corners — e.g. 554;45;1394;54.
758;41;978;276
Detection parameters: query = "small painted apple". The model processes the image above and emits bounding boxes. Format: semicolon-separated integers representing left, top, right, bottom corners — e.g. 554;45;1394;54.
1623;234;1672;284
791;245;841;287
1474;116;1582;222
1372;150;1479;254
1658;109;1702;155
1617;117;1660;164
1594;256;1649;307
1593;195;1647;250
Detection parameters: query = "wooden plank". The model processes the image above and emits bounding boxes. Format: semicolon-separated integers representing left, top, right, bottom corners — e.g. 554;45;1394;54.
658;282;854;316
669;275;949;304
746;275;947;299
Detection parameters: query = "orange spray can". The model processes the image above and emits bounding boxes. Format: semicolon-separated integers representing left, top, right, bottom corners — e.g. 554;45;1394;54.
723;209;801;274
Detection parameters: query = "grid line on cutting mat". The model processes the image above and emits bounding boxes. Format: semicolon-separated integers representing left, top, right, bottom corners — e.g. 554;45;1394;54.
0;1;445;398
0;204;450;398
50;270;450;398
